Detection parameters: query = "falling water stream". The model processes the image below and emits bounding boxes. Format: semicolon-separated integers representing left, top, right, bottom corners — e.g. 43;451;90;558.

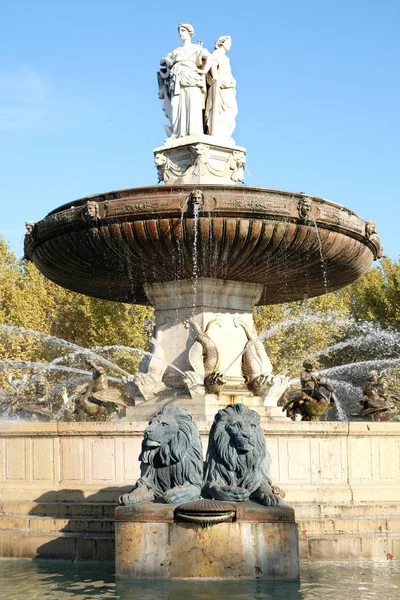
0;326;188;421
220;313;352;377
191;203;200;317
311;215;329;293
0;326;186;378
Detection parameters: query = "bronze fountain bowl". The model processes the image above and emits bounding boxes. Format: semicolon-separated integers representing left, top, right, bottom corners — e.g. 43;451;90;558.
25;184;381;305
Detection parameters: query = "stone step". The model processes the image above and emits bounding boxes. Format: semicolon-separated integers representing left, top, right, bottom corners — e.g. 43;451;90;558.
0;529;114;561
3;500;400;520
297;515;400;535
293;502;400;519
0;501;116;519
0;504;399;562
299;530;400;562
127;399;285;422
0;514;115;534
1;524;399;563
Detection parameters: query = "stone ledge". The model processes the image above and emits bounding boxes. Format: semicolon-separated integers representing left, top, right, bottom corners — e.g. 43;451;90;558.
115;500;295;523
1;421;399;437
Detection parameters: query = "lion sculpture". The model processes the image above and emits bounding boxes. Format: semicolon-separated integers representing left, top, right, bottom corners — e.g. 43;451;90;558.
119;405;203;505
203;403;282;506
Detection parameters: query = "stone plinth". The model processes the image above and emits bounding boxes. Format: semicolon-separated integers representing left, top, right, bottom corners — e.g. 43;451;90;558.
115;501;299;580
154;136;246;185
144;278;262;387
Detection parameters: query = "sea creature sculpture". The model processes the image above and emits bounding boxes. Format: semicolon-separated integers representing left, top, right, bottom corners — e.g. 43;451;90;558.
187;318;226;395
203;403;283;505
281;359;335;421
119;405;203;505
76;359;125;420
235;318;273;396
358;370;399;421
124;320;170;402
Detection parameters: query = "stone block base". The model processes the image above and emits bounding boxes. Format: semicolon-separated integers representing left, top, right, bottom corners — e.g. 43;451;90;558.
115;502;299;580
154;136;246;185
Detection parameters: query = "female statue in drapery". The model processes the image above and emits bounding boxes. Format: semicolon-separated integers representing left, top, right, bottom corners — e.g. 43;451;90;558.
205;35;238;140
158;23;211;138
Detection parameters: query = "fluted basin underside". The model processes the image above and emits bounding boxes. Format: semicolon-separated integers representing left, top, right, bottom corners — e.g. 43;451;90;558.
26;185;379;305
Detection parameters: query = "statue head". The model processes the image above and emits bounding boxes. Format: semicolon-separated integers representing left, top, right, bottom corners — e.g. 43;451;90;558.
25;221;35;235
86;201;98;219
215;35;231;51
298;196;312;220
178;23;194;40
303;358;318;372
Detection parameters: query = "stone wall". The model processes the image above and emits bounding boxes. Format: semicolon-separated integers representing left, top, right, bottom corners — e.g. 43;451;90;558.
0;421;399;505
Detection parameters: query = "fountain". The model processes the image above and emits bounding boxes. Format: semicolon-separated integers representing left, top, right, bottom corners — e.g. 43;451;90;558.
2;22;398;578
23;25;381;426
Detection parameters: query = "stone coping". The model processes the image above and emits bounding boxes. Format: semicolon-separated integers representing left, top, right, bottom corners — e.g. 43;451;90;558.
0;421;399;437
24;184;379;306
115;501;295;523
47;184;348;216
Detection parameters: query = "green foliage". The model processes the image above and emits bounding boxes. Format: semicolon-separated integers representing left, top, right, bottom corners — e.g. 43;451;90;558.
254;293;351;377
345;257;400;328
0;235;153;409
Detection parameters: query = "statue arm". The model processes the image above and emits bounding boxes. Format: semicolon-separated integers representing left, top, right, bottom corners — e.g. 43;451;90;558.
197;49;212;74
160;53;174;69
209;59;220;81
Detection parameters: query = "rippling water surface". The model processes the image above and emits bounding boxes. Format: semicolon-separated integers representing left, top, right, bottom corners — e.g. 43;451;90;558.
0;560;399;600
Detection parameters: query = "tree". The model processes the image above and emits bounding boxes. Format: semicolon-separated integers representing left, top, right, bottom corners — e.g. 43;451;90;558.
345;257;400;328
0;236;154;409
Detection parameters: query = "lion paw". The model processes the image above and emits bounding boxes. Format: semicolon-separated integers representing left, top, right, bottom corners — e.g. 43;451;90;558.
259;492;281;507
119;492;143;506
163;485;201;505
211;485;250;502
119;486;154;506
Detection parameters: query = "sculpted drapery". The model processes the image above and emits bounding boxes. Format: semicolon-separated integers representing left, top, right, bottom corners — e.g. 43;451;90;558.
158;26;237;141
205;35;238;139
159;23;211;138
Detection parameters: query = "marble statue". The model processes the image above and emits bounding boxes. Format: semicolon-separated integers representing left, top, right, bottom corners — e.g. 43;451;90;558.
158;23;211;138
205;35;238;139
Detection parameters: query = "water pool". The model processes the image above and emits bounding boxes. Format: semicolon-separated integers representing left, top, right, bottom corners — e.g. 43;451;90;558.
0;560;398;599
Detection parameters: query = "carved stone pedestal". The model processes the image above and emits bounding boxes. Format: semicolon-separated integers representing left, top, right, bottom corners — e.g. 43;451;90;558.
122;278;289;421
144;278;261;387
115;501;299;580
123;391;288;423
154;135;246;185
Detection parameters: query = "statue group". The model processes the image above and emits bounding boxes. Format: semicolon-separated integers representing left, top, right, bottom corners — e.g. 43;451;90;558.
119;403;284;507
158;23;238;140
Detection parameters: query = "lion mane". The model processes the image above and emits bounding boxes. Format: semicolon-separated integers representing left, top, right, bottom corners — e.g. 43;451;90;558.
203;403;272;496
137;404;203;498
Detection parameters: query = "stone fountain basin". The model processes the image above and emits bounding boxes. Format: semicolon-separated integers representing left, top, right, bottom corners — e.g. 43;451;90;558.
25;185;379;305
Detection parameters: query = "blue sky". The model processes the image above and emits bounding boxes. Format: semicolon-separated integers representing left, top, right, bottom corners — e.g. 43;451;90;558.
1;0;399;259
